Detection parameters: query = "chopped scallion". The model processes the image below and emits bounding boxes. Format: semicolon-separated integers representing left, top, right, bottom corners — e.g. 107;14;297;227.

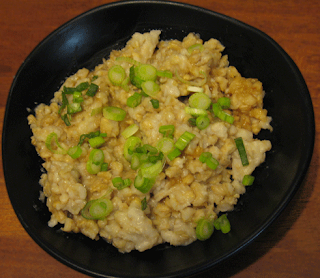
185;107;208;117
174;131;195;151
189;92;211;110
45;132;66;154
150;99;159;109
156;70;173;78
88;136;105;148
217;97;231;109
234;137;249;166
196;218;214;241
141;80;160;97
67;146;82;159
108;65;126;86
167;148;181;161
127;92;142;108
196;115;210;130
103;106;126;121
81;198;113;220
121;124;139;139
159;125;175;138
157;137;175;155
86;83;99;97
187;43;204;53
242;175;255;186
213;214;231;234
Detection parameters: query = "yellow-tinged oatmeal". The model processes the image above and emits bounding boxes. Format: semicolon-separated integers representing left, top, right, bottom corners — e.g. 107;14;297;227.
28;31;272;253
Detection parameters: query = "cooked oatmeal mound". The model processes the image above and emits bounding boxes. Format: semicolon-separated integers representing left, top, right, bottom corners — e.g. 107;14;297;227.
28;30;272;253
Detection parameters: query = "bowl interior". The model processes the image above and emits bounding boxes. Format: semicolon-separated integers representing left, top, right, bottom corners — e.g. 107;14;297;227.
2;1;314;277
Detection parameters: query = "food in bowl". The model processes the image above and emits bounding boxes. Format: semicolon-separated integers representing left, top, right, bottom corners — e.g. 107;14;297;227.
28;30;272;253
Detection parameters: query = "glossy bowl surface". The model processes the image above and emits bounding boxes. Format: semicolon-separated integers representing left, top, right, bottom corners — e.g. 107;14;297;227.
2;1;315;277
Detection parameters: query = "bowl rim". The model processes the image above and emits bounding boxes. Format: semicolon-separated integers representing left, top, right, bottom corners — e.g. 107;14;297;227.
2;1;315;277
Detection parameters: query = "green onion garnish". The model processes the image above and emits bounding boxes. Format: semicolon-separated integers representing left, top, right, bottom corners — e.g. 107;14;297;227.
115;56;141;66
81;198;113;220
211;100;234;124
86;160;102;175
242;175;255;186
108;65;126;86
188;117;197;126
159;125;175;138
157;137;175;155
167;148;181;161
185;107;208;117
141;80;160;97
174;131;195;151
213;214;231;234
72;91;84;103
187;86;204;93
100;162;108;172
187;43;204;53
217;97;231;109
196;115;210;130
196;218;214;241
89;149;104;165
156;70;173;78
141;197;147;210
67;102;82;114
127;92;142;108
61;114;71;126
88;136;105;148
189;92;211;109
67;145;82;159
150;99;159;109
121;124;139;139
112;177;125;189
135;64;157;82
134;172;156;193
140;160;164;179
78;131;106;146
199;152;219;170
103;106;126;121
234;137;249;166
199;152;212;163
123;136;142;161
86;83;99;97
45;132;66;154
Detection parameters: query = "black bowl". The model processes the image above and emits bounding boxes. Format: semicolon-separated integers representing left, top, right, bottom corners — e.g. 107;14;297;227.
2;1;315;277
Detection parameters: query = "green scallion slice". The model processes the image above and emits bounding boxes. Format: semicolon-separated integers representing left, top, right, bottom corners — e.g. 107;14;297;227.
100;162;108;172
167;148;181;161
141;80;160;97
81;198;113;220
196;115;210;130
174;131;195;151
205;156;219;170
185;107;208;117
159;125;175;138
196;218;214;241
89;149;104;165
156;70;173;78
86;160;101;175
134;172;156;193
127;92;142;108
103;106;126;121
150;99;159;109
157;137;175;155
121;124;139;139
242;175;255;186
189;92;211;110
187;43;204;53
199;152;212;163
217;97;231;109
45;132;66;154
234;137;249;166
86;83;99;97
88;136;105;148
213;214;231;234
67;145;82;159
141;197;147;210
67;102;82;114
108;65;126;86
123;136;142;161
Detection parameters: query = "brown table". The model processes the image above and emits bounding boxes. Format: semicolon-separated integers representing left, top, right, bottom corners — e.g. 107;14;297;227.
1;0;319;277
